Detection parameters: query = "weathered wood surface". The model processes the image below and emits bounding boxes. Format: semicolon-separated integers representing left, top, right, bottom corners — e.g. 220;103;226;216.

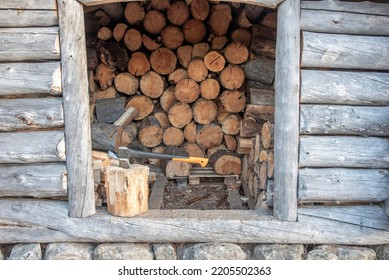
0;62;62;96
299;136;389;168
0;10;59;27
300;10;389;36
0;27;60;62
0;199;387;244
302;32;389;70
301;0;389;16
0;164;67;198
300;105;389;136
273;0;300;221
58;0;95;218
148;175;167;210
0;0;57;10
300;70;389;105
0;98;64;132
385;199;389;217
0;131;65;164
299;168;389;203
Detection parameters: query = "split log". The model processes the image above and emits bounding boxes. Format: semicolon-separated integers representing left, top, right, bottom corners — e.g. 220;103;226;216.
183;142;205;158
208;4;232;36
163;127;185;146
224;135;237;152
245;104;275;122
259;151;268;163
248;88;275;106
203;51;226;73
192;98;217;125
245;56;275;85
120;123;138;147
231;28;252;48
151;0;171;11
113;106;138;128
97;27;112;41
168;69;188;84
123;28;142;51
142;34;161;51
211;36;228;50
92;123;123;152
160;86;177;112
128;52;150;77
113;23;127;42
259;161;267;190
149;146;166;166
244;4;264;23
200;78;220;100
216;104;231;124
124;2;145;25
106;165;149;217
95;10;111;26
237;137;252;154
183;19;206;44
184;121;197;143
150;48;177;75
221;114;241;135
187;58;208;82
207;144;227;157
262;121;274;149
267;152;274;178
126;95;154;120
140;71;166;99
220;90;246;113
209;150;241;175
95;87;117;99
161;25;184;49
262;12;277;28
240;117;262;138
95;63;115;90
177;45;193;68
220;65;245;90
97;41;129;71
114;72;139;96
190;0;209;20
236;9;252;28
175;78;200;103
96;97;125;124
224;42;249;65
138;116;163;148
153;110;171;129
192;42;210;58
167;1;190;26
160;146;191;178
250;38;276;59
196;123;224;149
101;3;123;21
168;102;193;128
144;10;166;35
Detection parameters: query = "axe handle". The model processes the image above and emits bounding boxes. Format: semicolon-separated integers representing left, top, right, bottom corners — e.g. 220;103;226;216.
172;157;209;168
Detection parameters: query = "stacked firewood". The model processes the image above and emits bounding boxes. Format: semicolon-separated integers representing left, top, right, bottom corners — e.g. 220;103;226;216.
87;1;276;182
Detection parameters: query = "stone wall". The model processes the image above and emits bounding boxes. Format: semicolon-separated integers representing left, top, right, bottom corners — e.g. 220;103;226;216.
1;243;388;260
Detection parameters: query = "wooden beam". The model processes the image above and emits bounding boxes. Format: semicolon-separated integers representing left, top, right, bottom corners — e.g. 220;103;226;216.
301;32;389;70
0;62;62;96
0;131;65;164
300;70;389;106
0;27;60;62
0;98;64;132
0;164;67;198
300;105;389;136
0;10;58;28
0;199;387;244
301;10;389;36
299;136;389;168
0;0;57;10
273;0;300;221
58;0;95;218
299;168;389;203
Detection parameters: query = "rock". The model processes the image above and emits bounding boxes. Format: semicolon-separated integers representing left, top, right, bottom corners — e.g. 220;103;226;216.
374;244;389;260
182;243;247;260
93;243;154;260
254;244;305;260
44;243;95;260
8;244;42;260
153;243;177;260
307;245;376;260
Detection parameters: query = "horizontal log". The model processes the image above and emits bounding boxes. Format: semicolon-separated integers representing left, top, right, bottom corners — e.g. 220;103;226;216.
301;0;389;16
299;168;389;203
0;98;64;132
301;32;389;70
300;70;389;105
300;105;389;136
301;10;389;36
0;0;57;9
0;10;58;27
0;27;60;62
0;163;67;198
299;136;389;168
0;131;66;164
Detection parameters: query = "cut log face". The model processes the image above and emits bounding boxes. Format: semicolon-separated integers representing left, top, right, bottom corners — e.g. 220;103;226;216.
208;4;232;36
150;48;177;75
128;52;150;77
204;51;226;73
161;146;191;178
175;78;200;103
124;2;145;25
221;114;241;135
160;86;177;112
200;78;220;100
216;104;232;124
209;150;241;175
123;28;142;51
96;97;125;124
167;1;190;26
224;42;249;64
183;142;205;157
231;28;252;48
196;123;224;149
262;121;274;149
142;34;161;51
177;45;193;68
192;98;217;124
139;116;163;148
161;25;184;49
183;19;206;44
113;23;127;42
187;58;208;82
184;121;197;143
224;135;237;152
212;36;228;50
220;65;245;90
168;69;188;84
126;95;154;120
192;42;210;58
114;72;139;96
168;102;193;128
220;90;246;113
151;0;171;11
95;63;115;90
245;4;264;23
163;127;185;146
144;10;166;34
140;71;165;99
190;0;210;21
97;27;112;41
121;123;138;146
153;110;171;129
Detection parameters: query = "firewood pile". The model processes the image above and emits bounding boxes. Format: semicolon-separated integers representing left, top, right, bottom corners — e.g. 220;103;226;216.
86;0;276;205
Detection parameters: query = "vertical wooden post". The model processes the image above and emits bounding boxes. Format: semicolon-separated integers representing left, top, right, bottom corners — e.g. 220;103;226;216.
273;0;300;221
385;199;389;217
58;0;95;217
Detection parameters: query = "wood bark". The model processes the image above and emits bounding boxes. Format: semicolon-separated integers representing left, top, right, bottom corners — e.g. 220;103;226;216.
91;123;123;152
96;97;125;124
175;78;200;103
97;41;129;71
240;117;262;138
138;116;163;148
248;88;275;106
196;123;224;149
168;102;193;128
220;65;245;90
245;104;275;122
140;71;166;98
200;78;220;100
128;52;150;77
126;95;154;120
204;51;226;73
192;98;217;125
252;24;277;41
120;123;138;147
150;48;177;75
244;56;275;85
244;4;264;23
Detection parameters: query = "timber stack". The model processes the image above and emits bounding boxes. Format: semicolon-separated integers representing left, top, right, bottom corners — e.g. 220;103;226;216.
86;1;276;205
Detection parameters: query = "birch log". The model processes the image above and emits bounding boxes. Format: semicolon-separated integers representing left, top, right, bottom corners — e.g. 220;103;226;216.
58;0;95;218
301;32;389;70
0;10;58;27
0;0;57;9
299;136;389;168
299;168;389;203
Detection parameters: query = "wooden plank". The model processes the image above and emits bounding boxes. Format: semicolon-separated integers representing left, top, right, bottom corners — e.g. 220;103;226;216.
0;98;64;132
0;62;62;96
299;136;389;168
58;0;95;218
300;105;389;136
0;163;67;198
0;199;387;244
0;10;58;28
299;168;389;203
300;70;389;105
273;0;300;221
301;32;389;70
148;175;167;210
301;0;389;16
301;10;389;36
0;27;60;62
0;0;57;10
0;131;65;164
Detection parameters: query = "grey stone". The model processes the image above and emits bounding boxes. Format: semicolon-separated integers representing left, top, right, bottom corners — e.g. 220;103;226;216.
373;245;389;260
44;243;95;260
0;249;4;260
153;244;177;260
182;243;247;260
307;245;376;260
93;243;154;260
8;244;42;260
254;244;305;260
